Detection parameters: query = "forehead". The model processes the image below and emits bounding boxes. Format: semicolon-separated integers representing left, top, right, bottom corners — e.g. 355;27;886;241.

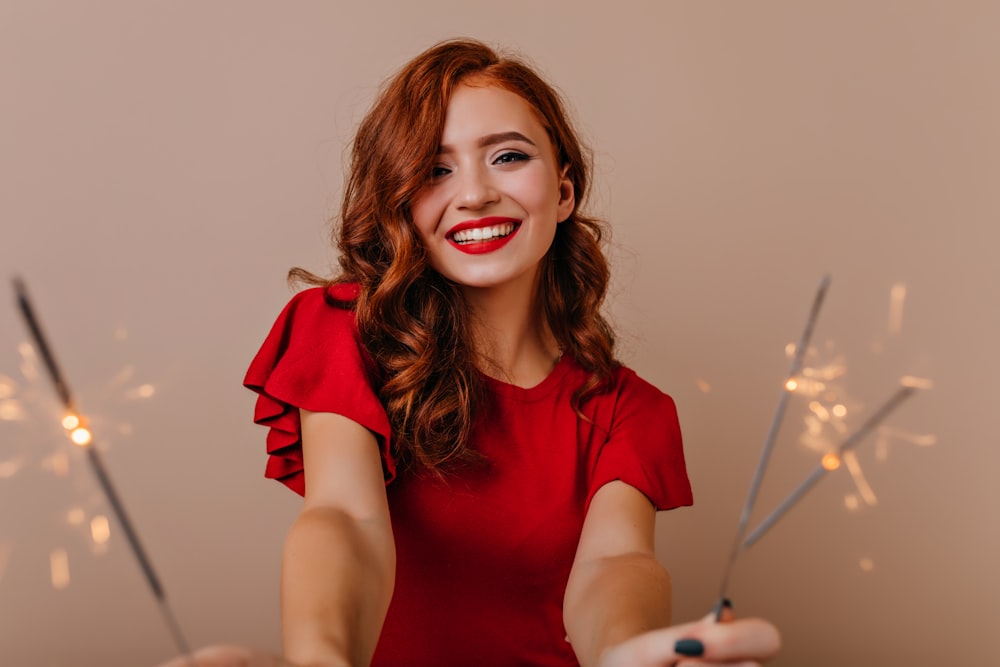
439;83;552;149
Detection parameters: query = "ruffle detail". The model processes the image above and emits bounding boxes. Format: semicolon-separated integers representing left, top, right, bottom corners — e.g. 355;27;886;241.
244;285;394;496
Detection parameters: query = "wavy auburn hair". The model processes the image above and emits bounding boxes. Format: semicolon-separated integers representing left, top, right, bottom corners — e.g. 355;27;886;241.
293;38;617;472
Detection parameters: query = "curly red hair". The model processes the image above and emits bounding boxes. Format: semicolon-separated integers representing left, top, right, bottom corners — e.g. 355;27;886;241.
292;38;616;471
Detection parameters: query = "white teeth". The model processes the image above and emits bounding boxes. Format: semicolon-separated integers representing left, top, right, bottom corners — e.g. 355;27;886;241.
451;223;515;243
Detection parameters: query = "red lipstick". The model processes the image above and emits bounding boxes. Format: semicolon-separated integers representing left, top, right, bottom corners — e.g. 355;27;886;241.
446;217;521;255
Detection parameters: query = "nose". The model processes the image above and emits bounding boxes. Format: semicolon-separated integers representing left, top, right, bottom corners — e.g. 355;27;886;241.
456;164;499;210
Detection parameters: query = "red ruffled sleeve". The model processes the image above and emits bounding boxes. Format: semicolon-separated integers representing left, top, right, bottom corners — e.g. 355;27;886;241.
243;284;395;496
588;369;693;512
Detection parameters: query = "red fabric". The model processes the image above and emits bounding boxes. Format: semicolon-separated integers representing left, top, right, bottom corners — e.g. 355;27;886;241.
244;286;693;667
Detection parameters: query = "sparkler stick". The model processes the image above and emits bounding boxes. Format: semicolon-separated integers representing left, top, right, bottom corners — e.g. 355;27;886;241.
741;384;917;550
12;277;197;666
713;275;831;620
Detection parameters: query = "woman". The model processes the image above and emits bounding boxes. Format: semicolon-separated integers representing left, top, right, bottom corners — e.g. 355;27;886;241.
166;39;780;667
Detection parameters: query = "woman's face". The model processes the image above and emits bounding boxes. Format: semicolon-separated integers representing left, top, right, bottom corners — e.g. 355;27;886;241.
410;83;575;293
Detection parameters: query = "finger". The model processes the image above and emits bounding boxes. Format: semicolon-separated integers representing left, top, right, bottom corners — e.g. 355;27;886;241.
711;597;735;623
600;617;780;667
691;619;781;662
714;600;736;624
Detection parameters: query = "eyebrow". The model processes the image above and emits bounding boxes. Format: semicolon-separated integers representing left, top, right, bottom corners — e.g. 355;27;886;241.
438;131;537;154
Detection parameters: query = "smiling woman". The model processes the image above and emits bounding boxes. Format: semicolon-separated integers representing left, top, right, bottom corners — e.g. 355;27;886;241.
155;39;779;667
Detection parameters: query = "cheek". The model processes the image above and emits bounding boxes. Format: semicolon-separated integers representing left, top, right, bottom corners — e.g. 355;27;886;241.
519;179;562;217
409;193;441;240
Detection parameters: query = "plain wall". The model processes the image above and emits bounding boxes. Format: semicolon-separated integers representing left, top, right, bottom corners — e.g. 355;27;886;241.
1;1;997;665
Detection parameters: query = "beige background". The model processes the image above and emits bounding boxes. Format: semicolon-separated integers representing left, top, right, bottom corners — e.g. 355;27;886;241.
1;1;997;665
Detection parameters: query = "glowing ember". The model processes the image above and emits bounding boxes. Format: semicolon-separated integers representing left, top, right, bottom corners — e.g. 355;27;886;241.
821;452;841;471
62;413;80;429
50;549;70;589
90;515;111;544
900;376;934;390
133;383;156;399
70;427;93;446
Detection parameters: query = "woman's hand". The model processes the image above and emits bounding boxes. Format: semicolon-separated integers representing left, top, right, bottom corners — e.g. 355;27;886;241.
597;610;781;667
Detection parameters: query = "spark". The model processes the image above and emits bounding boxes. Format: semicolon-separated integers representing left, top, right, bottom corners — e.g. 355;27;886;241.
879;426;937;447
70;427;93;446
900;376;934;390
842;451;878;506
90;515;111;544
888;283;906;335
50;549;70;589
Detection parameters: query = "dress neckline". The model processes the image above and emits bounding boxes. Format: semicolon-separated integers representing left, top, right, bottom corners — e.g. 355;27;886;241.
480;353;574;402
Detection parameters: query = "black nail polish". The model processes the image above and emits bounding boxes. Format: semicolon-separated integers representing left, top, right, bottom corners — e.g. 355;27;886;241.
674;638;705;657
722;597;733;609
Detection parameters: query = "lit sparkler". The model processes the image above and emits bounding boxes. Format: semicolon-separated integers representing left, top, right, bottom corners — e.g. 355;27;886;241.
12;277;196;665
713;277;927;620
713;275;831;619
742;383;918;549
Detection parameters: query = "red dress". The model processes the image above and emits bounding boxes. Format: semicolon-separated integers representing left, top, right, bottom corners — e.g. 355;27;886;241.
244;284;693;667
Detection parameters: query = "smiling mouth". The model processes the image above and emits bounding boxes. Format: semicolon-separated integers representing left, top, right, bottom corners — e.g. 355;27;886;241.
448;222;520;244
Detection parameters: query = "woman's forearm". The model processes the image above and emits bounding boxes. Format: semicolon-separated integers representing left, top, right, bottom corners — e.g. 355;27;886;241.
281;505;395;667
564;552;673;667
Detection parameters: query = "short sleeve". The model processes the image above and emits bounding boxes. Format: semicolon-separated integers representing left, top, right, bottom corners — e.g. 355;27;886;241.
588;370;693;512
243;284;395;496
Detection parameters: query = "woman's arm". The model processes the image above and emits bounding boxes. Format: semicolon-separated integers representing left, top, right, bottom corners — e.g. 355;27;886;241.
564;481;780;667
563;480;672;666
282;410;395;667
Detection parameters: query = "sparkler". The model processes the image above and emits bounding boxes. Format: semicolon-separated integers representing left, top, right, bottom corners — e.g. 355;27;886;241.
713;278;925;620
12;277;196;666
713;275;830;619
742;383;917;549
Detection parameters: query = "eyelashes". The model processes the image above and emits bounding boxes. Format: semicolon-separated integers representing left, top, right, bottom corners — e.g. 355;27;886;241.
492;151;530;165
429;151;533;180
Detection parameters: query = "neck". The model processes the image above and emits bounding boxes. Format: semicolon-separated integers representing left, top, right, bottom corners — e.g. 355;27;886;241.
461;273;561;388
